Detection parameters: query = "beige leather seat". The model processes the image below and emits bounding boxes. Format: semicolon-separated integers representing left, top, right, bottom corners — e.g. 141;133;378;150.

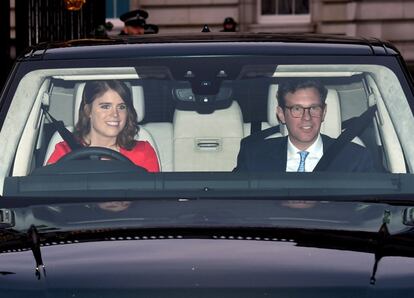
173;101;244;171
44;82;162;168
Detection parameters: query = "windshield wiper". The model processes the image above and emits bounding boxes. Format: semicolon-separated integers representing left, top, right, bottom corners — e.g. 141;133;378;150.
369;210;391;285
28;225;46;280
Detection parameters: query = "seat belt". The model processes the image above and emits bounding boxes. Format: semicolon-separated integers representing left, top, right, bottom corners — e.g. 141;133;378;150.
314;105;377;172
245;124;280;144
41;104;83;150
250;121;262;135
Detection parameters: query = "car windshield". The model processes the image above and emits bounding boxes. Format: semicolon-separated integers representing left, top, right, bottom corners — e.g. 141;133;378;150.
1;47;414;233
2;37;414;296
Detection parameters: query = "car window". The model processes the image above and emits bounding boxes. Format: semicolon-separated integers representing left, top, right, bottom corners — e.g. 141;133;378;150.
0;54;412;203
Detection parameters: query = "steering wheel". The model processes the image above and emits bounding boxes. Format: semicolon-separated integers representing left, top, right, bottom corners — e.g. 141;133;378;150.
58;147;133;164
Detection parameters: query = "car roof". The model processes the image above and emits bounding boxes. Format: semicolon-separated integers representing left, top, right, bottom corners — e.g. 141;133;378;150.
20;32;400;61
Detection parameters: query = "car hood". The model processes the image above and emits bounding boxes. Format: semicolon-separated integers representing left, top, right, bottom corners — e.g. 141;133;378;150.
1;198;414;296
1;234;414;297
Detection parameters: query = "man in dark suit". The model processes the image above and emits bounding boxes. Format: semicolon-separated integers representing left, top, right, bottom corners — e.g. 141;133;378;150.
234;79;375;173
119;9;159;35
221;17;237;32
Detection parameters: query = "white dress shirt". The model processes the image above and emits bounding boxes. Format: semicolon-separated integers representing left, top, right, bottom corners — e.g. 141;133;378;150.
286;134;324;172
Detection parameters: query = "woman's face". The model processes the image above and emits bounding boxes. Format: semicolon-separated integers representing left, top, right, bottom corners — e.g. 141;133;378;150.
87;89;128;144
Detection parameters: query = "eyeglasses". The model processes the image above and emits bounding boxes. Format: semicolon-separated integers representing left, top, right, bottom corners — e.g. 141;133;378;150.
284;105;325;118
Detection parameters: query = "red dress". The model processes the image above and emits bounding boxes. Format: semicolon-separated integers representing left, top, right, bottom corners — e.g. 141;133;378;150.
47;141;160;172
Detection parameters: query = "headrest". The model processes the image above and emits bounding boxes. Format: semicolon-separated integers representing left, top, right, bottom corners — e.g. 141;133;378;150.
267;84;281;127
267;84;342;138
173;101;244;138
73;82;145;124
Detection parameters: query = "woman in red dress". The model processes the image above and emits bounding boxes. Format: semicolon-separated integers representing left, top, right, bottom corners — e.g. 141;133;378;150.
47;80;159;172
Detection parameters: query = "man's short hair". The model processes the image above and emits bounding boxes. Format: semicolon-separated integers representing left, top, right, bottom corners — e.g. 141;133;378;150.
277;79;328;108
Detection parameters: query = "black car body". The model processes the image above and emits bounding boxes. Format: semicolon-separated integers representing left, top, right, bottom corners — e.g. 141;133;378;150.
1;33;414;297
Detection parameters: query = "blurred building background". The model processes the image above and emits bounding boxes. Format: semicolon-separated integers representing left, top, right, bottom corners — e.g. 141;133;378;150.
120;0;414;67
0;0;105;87
2;0;414;87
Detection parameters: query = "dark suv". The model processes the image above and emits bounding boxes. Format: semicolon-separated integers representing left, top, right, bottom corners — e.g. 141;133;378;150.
1;33;414;297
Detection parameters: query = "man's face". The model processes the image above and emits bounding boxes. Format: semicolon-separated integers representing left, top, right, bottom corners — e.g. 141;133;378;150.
124;25;145;35
276;87;326;150
224;23;235;31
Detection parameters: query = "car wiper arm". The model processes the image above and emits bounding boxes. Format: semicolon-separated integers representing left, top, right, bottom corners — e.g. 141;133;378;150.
28;225;46;280
369;210;391;285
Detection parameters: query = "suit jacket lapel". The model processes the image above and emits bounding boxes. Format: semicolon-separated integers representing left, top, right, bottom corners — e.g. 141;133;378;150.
262;136;288;171
321;134;334;153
